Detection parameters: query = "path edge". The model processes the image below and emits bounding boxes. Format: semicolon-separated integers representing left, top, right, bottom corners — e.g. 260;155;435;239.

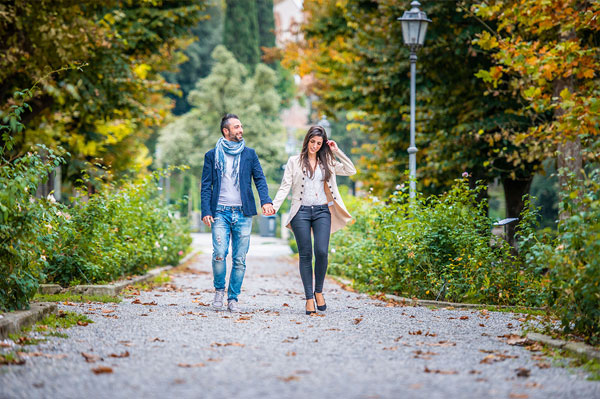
0;303;57;340
38;249;200;297
329;275;600;362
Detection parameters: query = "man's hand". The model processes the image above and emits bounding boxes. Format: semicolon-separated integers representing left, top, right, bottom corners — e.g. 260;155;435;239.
202;215;214;227
262;203;275;216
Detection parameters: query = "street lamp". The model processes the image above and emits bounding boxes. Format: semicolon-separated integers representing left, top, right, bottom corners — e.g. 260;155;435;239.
398;1;430;199
318;114;331;138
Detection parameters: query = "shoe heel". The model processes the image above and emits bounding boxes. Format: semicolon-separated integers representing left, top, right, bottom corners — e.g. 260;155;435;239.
314;292;327;311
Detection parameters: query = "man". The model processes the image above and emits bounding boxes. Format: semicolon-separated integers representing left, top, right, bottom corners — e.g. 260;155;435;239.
201;114;275;312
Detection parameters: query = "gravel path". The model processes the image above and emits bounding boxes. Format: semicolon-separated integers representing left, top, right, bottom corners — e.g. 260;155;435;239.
1;233;598;399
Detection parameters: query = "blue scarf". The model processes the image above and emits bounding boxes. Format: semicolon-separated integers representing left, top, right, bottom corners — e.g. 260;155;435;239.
215;137;245;189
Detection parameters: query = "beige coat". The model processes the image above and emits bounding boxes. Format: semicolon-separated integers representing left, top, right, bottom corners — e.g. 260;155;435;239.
272;149;356;234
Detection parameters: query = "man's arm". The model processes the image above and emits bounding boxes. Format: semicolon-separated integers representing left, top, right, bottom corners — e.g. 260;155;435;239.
200;151;215;226
250;150;274;215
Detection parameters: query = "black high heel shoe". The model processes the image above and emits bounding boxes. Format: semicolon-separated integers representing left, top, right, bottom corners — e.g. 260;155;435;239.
306;299;316;315
314;292;327;311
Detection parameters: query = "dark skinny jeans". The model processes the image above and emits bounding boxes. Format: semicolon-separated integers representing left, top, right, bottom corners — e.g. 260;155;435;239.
290;204;331;300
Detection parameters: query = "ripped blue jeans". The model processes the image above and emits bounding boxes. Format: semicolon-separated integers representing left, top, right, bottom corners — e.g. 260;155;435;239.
211;205;253;302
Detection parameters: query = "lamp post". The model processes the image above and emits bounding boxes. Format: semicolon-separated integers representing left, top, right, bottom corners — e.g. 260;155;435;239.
318;114;331;138
398;1;430;199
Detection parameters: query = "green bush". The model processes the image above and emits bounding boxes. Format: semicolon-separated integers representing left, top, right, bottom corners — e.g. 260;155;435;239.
524;169;600;344
329;178;547;306
0;147;64;311
43;170;191;286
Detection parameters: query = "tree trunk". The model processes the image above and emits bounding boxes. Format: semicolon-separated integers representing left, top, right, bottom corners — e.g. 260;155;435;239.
501;176;533;252
554;30;583;220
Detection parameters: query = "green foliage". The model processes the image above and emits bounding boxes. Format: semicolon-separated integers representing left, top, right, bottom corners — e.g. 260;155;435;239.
0;146;65;311
163;0;224;115
524;169;600;344
0;0;208;183
256;0;276;50
158;45;286;181
329;178;548;306
43;169;191;287
224;0;260;67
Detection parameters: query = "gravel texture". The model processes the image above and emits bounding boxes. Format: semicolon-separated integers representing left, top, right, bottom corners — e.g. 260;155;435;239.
1;233;598;399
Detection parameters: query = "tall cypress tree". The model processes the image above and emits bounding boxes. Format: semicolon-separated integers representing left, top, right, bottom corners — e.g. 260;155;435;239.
256;0;275;50
223;0;260;67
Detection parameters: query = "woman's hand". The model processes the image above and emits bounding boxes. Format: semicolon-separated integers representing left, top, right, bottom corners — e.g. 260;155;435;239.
327;140;339;153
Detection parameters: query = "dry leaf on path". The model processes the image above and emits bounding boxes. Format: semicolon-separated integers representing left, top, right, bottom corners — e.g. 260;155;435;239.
91;366;113;374
353;317;363;325
516;367;531;377
278;375;300;382
424;366;458;375
509;394;529;399
109;351;130;358
81;352;101;363
178;363;205;368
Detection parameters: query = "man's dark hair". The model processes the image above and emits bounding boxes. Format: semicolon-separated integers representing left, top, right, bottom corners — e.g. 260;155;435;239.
220;113;239;135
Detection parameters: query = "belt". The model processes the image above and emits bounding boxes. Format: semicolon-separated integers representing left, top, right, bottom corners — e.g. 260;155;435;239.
216;205;243;210
299;204;329;210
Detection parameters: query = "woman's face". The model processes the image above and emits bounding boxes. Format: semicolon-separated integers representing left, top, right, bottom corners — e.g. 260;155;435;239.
307;135;323;155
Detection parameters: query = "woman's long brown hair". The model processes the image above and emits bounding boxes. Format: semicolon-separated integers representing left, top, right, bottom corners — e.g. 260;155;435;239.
299;125;333;181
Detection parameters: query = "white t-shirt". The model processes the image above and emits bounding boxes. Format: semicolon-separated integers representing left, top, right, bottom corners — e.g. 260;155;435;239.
218;153;242;206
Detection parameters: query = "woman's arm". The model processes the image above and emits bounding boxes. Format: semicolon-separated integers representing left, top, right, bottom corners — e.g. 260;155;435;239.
272;157;294;212
332;148;357;176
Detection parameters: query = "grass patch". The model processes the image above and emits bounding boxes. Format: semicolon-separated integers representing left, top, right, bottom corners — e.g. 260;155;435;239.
33;292;121;303
480;305;548;317
0;352;25;365
38;311;93;330
6;311;93;346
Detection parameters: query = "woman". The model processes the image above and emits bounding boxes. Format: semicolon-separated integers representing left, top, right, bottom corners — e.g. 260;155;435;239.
273;125;356;314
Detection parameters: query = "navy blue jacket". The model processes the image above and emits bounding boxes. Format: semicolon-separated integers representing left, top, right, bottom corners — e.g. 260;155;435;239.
201;147;272;218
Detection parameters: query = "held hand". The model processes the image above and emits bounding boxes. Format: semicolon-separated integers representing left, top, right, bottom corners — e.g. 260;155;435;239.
262;203;275;216
327;140;339;153
202;215;214;227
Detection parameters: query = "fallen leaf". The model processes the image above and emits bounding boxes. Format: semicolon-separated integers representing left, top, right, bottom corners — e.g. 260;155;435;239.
469;370;481;374
109;351;129;358
286;351;296;356
394;336;404;342
460;316;469;320
409;383;423;389
413;350;438;359
479;324;485;327
211;342;245;347
409;330;422;335
150;338;164;342
282;303;290;307
81;352;101;363
278;375;300;382
536;362;551;369
77;321;89;326
178;363;205;368
424;331;437;337
509;394;528;399
383;346;398;351
91;366;113;374
353;317;363;325
424;366;458;375
101;309;114;314
516;368;530;377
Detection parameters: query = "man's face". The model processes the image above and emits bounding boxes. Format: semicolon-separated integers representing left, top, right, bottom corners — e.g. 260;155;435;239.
223;118;243;142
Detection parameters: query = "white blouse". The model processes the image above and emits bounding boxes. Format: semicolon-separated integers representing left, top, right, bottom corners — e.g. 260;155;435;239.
302;165;329;206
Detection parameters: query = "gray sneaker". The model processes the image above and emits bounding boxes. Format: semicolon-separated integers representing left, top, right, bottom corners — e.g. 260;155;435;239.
227;300;239;313
213;290;225;309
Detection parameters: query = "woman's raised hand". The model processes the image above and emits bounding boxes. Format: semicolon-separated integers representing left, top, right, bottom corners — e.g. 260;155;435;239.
327;140;339;153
